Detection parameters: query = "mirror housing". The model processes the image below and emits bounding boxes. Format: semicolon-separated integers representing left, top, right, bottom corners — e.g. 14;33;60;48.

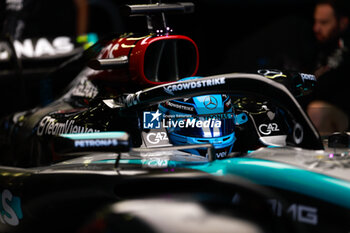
88;34;199;86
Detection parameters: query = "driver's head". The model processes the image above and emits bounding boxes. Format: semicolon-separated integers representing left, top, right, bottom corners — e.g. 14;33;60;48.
159;79;236;159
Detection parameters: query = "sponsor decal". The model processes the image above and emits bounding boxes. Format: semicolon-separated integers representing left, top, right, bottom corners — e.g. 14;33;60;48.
143;110;162;129
0;189;23;226
97;43;113;59
162;118;221;129
143;111;226;130
59;71;98;100
37;116;100;136
74;139;118;148
216;151;227;158
146;132;168;144
258;123;280;135
12;37;74;58
142;158;168;168
70;78;98;99
203;96;218;110
163;77;226;95
108;43;120;58
269;199;318;225
300;73;316;82
232;195;318;225
180;113;234;121
165;101;194;112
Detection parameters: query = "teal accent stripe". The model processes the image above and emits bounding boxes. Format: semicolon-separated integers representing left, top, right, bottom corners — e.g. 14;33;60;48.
60;132;127;140
93;156;350;209
190;158;350;208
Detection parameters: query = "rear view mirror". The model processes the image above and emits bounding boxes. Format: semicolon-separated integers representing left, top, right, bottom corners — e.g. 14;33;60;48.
88;35;199;86
143;38;198;82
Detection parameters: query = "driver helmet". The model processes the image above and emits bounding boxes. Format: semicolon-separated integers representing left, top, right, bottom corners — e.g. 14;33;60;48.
158;77;236;159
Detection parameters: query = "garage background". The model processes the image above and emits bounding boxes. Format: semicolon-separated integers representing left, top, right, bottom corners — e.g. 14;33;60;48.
0;0;318;116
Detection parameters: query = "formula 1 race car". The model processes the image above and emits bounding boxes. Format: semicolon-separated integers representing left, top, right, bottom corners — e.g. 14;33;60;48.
0;70;316;167
1;72;350;233
1;1;349;233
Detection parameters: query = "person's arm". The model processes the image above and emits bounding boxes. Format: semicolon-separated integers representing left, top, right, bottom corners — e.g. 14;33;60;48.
74;0;89;35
